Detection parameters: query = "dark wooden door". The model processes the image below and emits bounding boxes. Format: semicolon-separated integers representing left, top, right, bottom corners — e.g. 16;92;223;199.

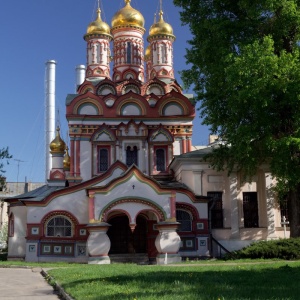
107;216;131;254
133;215;147;253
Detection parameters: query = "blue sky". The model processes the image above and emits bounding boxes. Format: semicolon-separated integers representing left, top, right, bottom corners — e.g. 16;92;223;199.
0;0;210;183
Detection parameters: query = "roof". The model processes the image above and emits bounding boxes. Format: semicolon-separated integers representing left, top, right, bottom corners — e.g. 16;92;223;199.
174;146;213;159
4;185;65;202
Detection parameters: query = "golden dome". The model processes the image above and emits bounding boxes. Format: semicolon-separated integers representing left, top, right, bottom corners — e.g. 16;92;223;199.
111;0;145;30
145;45;151;61
63;146;71;171
85;8;111;38
50;127;66;154
148;10;175;39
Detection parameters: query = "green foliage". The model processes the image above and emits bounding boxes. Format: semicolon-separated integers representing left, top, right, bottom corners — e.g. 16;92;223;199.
0;147;12;178
173;0;300;236
229;238;300;260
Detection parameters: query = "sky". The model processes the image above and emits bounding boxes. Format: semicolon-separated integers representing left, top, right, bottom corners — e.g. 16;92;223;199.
0;0;210;184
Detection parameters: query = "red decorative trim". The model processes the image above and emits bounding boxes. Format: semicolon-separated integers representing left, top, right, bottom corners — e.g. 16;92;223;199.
41;211;80;226
49;170;65;180
102;199;165;222
176;203;200;221
106;209;132;223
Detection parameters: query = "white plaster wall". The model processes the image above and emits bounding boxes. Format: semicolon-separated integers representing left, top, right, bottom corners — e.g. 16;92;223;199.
92;167;125;187
94;175;171;219
27;190;88;224
173;140;181;155
8;206;27;258
80;141;92;181
109;202;160;223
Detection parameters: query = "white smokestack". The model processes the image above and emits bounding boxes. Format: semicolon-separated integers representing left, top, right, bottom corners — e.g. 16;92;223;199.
75;65;86;92
45;60;56;182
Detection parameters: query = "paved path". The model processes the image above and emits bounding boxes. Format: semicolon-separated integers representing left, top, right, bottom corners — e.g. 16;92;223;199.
0;268;59;300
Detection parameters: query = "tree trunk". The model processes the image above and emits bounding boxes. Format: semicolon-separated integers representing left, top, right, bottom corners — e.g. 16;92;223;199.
287;184;300;237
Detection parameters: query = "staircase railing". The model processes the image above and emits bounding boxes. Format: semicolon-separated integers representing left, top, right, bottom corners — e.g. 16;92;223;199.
210;235;232;258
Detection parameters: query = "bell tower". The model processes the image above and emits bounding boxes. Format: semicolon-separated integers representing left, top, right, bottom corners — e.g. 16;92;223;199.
111;0;145;82
84;5;112;81
147;2;176;81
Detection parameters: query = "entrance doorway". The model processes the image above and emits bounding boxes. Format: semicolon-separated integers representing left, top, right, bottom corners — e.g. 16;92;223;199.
107;215;148;254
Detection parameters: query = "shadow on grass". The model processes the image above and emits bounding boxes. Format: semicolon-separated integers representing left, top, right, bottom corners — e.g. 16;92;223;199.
53;264;300;300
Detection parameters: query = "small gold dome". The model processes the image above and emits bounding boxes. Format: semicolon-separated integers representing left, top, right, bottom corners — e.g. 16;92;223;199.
63;146;71;171
145;45;151;61
85;8;111;38
111;0;145;30
148;10;175;39
50;127;66;154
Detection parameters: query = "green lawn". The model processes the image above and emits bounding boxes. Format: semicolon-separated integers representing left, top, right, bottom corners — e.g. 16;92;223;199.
44;261;300;300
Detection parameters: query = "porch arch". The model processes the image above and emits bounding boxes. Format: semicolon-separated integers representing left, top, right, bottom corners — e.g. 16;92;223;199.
99;198;166;222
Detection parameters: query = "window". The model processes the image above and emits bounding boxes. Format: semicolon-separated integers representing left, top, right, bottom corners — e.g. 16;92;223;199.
207;192;223;229
156;148;166;172
176;210;192;232
127;42;132;63
98;148;109;172
46;216;72;237
161;44;167;63
126;146;138;167
243;192;259;228
280;198;289;226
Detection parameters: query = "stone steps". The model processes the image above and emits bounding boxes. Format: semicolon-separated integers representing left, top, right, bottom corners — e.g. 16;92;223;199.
110;253;150;264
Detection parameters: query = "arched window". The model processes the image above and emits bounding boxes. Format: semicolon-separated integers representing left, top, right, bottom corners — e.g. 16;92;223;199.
98;148;109;172
161;44;167;63
126;146;138;167
176;210;192;232
156;148;166;172
127;42;132;64
46;216;72;237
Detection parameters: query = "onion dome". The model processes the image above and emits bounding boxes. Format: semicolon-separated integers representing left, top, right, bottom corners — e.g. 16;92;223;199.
84;8;112;39
50;127;66;154
148;10;175;40
63;146;71;171
111;0;145;30
145;45;151;61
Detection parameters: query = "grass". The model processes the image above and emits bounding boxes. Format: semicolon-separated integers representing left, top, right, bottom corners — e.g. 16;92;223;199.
1;258;300;299
44;261;300;300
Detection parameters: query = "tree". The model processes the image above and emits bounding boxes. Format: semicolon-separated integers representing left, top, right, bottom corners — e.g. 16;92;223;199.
173;0;300;237
0;147;12;189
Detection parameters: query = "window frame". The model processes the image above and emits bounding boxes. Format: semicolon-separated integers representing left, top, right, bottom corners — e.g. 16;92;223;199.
207;191;224;229
97;145;110;173
154;146;167;173
176;209;193;232
243;192;259;228
126;145;138;167
45;215;73;238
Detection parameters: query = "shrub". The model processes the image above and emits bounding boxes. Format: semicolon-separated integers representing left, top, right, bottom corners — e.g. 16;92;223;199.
227;238;300;260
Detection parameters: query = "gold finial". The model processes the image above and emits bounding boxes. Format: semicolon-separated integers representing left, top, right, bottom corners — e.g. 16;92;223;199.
97;8;101;18
125;0;131;5
159;10;164;22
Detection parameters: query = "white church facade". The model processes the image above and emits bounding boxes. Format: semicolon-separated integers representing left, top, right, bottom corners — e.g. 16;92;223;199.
5;0;288;264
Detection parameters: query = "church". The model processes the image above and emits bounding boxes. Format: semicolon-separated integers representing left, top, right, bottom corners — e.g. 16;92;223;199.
5;0;288;264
